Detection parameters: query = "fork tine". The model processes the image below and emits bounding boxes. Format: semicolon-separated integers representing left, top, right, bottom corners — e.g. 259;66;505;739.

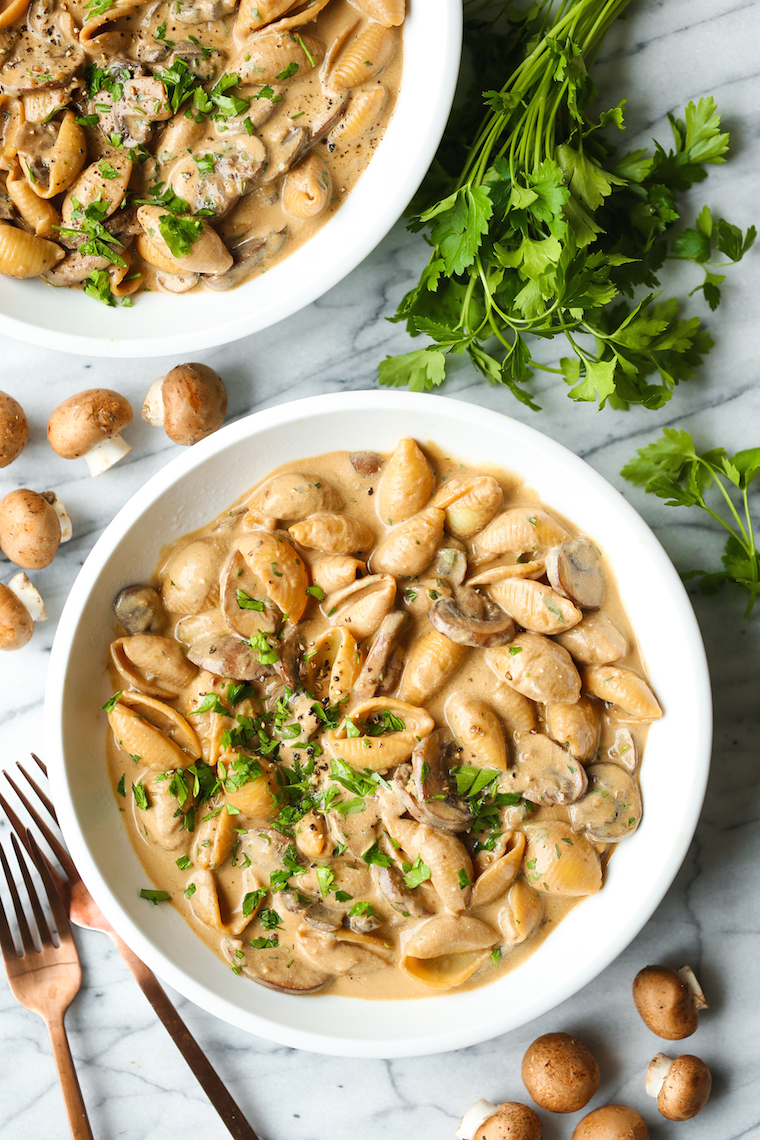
11;834;52;948
0;789;35;860
31;753;48;779
17;762;59;826
0;884;17;962
2;771;76;883
0;841;35;955
27;832;73;949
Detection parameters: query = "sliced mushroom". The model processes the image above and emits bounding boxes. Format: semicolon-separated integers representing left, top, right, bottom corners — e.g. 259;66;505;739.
354;610;407;700
276;622;304;690
607;727;637;772
429;593;515;649
392;730;472;833
139;772;194;852
113;585;167;635
221;936;331;994
546;537;605;609
567;762;642;842
187;634;276;682
350;451;383;477
432;542;468;585
280;889;343;932
220;549;281;639
488;578;582;635
506;732;588;806
555;611;627;665
487;633;581;705
371;863;430;918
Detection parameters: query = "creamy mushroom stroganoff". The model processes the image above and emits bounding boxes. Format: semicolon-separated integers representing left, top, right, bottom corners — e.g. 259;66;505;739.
0;0;403;300
104;440;662;999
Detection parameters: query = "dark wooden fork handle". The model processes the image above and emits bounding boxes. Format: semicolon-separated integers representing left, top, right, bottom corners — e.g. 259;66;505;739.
47;1014;95;1140
111;932;261;1140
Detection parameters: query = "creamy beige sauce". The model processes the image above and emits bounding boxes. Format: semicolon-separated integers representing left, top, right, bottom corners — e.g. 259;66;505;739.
106;441;656;1001
0;0;402;297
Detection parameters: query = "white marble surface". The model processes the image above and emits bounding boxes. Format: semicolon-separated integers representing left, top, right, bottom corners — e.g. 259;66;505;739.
1;1;760;1136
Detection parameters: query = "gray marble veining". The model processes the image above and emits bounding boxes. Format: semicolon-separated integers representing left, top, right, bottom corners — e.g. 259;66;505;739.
1;0;760;1136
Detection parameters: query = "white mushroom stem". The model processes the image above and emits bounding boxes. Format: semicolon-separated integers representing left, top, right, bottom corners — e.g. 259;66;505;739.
456;1099;499;1140
41;491;72;543
142;376;166;427
678;964;708;1009
84;435;132;477
646;1053;674;1099
7;573;47;621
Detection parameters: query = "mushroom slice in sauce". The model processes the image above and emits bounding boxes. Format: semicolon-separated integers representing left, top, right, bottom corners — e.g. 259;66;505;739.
487;633;581;705
113;584;166;635
545;537;606;609
432;542;468;585
220;549;281;639
555;611;628;665
371;864;431;919
607;727;638;772
487;578;582;635
280;889;344;932
568;762;642;842
506;732;588;806
187;634;276;682
399;915;497;990
354;610;408;700
428;593;515;648
392;730;472;834
222;936;331;994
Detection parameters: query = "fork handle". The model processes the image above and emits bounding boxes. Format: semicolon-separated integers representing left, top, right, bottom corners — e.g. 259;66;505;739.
110;932;261;1140
46;1014;95;1140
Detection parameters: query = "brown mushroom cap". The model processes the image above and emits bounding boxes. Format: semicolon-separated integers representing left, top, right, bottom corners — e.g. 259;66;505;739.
157;363;228;446
47;389;133;459
572;1104;649;1140
474;1102;542;1140
0;489;62;569
522;1032;600;1113
0;582;33;650
632;965;700;1039
653;1054;712;1121
0;391;28;468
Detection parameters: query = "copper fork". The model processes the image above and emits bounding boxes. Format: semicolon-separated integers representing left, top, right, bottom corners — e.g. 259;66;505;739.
1;756;261;1140
0;829;94;1140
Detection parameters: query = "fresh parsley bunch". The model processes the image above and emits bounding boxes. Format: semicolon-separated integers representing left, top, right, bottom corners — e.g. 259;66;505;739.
380;0;755;410
622;430;760;616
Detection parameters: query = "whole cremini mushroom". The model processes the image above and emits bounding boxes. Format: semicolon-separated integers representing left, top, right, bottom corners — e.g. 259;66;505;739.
142;363;227;446
646;1052;712;1120
0;391;28;467
632;964;707;1039
521;1032;600;1113
0;489;72;569
572;1104;649;1140
47;389;133;476
113;584;167;635
0;573;47;650
456;1099;542;1140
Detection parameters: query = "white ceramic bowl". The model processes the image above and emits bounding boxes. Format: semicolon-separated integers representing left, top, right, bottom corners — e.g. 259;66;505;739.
45;391;711;1057
0;3;461;358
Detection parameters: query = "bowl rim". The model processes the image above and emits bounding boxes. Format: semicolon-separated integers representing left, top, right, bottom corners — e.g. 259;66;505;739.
0;1;463;358
44;390;712;1056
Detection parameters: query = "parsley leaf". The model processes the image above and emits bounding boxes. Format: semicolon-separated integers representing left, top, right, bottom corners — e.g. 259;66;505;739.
140;888;170;905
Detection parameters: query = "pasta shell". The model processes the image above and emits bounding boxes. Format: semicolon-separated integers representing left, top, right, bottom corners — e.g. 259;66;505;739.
486;633;581;705
19;111;86;199
249;470;343;520
161;539;220;614
296;925;393;976
471;508;569;560
555;610;628;665
303;626;363;704
497;878;543;945
385;817;473;913
282;153;332;219
139;773;193;851
397;628;467;705
433;475;503;539
325;572;396;639
0;0;30;27
399;915;496;990
6;167;60;237
328;84;386;148
323;697;434;771
310;554;364;594
118;691;202;759
522;821;602;896
235;0;296;35
61;150;132;226
108;246;142;297
489;682;537;740
195;804;236;869
220;549;281;639
329;22;398;90
466;558;546;585
136;233;180;275
568;762;642;842
294;810;327;859
371;507;445;577
376;438;433;524
136;205;233;276
0;221;63;276
0;95;23;166
582;664;662;720
22;84;75;124
80;0;141;42
470;832;525;908
240;530;310;622
110;634;198;699
186;869;251;936
107;701;193;770
488;578;582;635
546;696;600;760
350;0;405;27
230;32;324;85
444;691;507;770
289;511;374;554
222;752;281;822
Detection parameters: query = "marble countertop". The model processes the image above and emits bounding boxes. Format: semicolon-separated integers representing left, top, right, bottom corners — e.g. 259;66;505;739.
1;0;759;1136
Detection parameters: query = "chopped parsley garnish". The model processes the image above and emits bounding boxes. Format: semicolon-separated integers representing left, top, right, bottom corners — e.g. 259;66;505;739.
58;198;126;267
306;584;326;600
75;114;99;128
140;888;170;905
258;907;281;930
315;866;335;897
176;855;192;870
348;901;374;918
242;888;266;916
250;935;278;949
98;158;120;180
155;21;175;47
184;883;196;898
402;855;432;890
132;782;149;811
83;269;116;308
117;774;126;797
102;690;123;712
277;62;299;81
458;868;472;890
236;589;265;611
364;709;405;736
194;153;216;176
361;840;392;868
194;692;229;716
159;213;204;258
250;629;280;664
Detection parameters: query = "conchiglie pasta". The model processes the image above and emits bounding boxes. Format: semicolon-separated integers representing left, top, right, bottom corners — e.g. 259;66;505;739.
329;22;398;90
19;111;86;199
351;0;405;27
376;437;434;525
6;168;60;237
0;221;63;277
282;153;332;219
328;85;387;147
